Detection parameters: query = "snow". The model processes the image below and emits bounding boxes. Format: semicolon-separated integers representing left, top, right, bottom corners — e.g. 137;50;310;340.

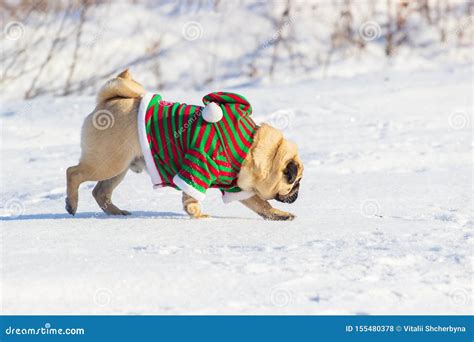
0;66;472;314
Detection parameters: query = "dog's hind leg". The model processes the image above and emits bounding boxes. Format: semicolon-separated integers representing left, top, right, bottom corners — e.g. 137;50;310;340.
92;170;130;215
65;162;95;216
65;151;133;216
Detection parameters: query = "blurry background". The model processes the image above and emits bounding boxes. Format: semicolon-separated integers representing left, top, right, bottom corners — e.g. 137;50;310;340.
1;0;472;100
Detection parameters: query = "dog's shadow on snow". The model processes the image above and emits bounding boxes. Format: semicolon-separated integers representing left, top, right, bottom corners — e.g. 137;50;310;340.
1;211;258;221
1;211;186;221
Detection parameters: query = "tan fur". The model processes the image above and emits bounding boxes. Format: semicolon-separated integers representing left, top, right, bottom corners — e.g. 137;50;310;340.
66;70;303;220
240;195;295;221
238;124;303;200
65;70;144;215
182;192;209;219
96;69;146;104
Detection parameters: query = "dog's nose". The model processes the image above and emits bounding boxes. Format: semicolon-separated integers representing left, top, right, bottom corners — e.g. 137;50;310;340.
275;186;299;203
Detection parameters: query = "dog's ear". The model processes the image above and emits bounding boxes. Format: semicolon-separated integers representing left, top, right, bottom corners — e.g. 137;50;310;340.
251;124;283;180
283;160;298;184
117;69;132;80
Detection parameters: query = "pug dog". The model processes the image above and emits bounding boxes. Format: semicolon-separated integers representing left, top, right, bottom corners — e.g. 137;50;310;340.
65;70;303;220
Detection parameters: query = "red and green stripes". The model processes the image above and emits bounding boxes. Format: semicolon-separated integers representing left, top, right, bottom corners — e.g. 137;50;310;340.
143;92;257;198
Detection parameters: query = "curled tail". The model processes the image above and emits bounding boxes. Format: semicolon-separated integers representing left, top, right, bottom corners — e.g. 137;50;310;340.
97;69;145;104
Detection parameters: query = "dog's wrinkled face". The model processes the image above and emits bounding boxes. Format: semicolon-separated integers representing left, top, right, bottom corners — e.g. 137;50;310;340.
254;141;303;203
238;124;303;202
275;160;302;203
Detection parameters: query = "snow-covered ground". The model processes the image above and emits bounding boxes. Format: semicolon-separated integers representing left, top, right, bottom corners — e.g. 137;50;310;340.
0;66;472;314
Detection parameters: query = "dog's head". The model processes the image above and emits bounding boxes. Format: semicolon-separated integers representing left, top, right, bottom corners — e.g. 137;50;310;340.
238;124;303;203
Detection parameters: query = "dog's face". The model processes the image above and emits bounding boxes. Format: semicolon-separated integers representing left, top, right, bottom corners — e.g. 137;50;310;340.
238;124;303;202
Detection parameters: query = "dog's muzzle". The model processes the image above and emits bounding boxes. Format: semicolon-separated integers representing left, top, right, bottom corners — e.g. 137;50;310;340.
275;180;300;204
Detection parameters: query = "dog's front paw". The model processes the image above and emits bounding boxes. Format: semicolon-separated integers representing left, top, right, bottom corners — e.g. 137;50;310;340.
262;209;296;221
184;202;209;219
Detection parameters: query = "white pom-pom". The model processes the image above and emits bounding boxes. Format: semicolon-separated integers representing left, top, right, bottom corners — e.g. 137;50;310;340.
202;102;223;123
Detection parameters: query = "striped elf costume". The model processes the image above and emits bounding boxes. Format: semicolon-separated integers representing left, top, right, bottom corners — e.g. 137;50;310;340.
137;91;257;202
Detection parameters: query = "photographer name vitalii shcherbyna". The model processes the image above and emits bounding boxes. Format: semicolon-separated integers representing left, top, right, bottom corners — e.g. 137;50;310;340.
405;325;466;333
346;324;468;334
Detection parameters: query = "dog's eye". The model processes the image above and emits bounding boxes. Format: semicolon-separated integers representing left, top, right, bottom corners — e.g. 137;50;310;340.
283;161;298;184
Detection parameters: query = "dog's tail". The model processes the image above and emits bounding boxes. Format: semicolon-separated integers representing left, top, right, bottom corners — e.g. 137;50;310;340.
96;69;145;104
